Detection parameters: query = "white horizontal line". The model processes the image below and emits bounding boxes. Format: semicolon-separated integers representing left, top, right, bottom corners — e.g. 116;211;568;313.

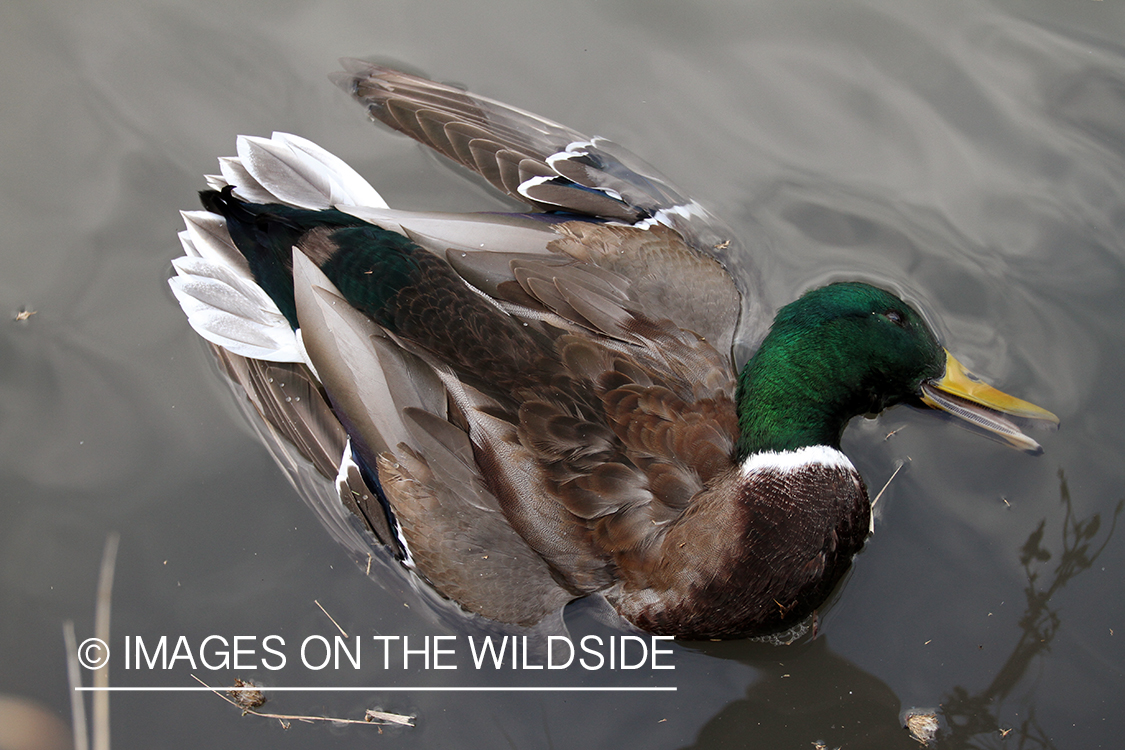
75;686;675;692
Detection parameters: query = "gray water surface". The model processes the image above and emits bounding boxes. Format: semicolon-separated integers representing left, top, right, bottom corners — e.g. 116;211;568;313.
3;1;1124;748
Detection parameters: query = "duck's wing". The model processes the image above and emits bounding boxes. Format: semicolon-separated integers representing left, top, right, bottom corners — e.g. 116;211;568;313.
212;340;575;628
459;221;742;566
332;61;732;251
290;251;579;626
209;347;396;552
333;61;770;353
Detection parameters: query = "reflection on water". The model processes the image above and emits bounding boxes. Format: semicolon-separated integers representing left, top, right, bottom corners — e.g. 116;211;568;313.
937;471;1123;749
683;636;915;749
681;470;1122;749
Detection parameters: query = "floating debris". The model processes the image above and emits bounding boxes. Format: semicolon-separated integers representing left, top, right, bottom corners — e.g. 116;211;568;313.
902;708;942;746
364;709;416;727
227;679;266;713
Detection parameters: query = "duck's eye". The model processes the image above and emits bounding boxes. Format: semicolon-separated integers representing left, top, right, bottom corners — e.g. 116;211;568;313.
882;310;905;326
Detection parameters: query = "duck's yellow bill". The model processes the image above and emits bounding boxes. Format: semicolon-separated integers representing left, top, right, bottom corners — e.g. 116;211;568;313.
919;350;1059;453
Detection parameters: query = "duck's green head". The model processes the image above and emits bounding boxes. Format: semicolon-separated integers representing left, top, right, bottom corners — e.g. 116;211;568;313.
736;282;1057;457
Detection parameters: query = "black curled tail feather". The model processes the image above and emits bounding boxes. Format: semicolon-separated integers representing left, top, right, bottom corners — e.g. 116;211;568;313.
199;187;369;328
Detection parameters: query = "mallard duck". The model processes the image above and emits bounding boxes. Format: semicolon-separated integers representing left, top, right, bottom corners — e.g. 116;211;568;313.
170;60;1057;639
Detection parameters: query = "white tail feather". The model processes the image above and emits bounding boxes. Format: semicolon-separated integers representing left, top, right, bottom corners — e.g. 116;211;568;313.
230;133;388;209
173;133;388;365
203;174;228;192
179;211;250;272
169;256;302;362
271;132;388;208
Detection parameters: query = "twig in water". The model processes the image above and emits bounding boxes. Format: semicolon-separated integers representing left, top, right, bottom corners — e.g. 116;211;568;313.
314;599;348;638
872;458;910;508
191;675;415;728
